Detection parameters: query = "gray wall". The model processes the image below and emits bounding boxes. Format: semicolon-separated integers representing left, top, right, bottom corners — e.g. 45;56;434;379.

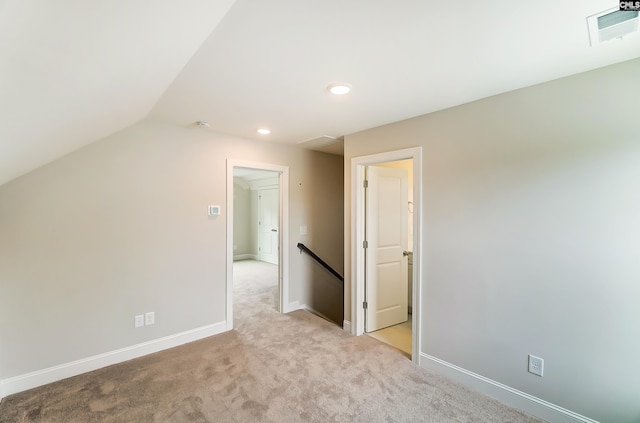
344;58;640;423
0;121;343;382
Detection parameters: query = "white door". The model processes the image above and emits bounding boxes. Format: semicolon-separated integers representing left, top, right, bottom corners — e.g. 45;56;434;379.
258;187;279;265
365;166;408;332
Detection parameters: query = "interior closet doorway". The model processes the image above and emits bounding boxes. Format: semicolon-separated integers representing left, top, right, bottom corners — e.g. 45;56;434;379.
351;147;422;364
364;159;414;357
226;160;290;331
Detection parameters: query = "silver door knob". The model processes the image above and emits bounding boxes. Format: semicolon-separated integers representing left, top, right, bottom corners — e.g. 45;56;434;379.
403;251;409;256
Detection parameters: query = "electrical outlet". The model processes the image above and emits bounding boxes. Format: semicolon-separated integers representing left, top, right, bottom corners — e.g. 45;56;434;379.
134;315;144;328
145;312;155;326
528;355;544;377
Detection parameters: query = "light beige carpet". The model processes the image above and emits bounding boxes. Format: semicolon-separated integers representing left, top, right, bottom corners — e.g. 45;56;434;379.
0;260;544;422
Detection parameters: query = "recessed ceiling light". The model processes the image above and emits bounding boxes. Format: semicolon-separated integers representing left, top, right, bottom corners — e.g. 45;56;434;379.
327;83;352;95
257;128;271;135
195;121;210;128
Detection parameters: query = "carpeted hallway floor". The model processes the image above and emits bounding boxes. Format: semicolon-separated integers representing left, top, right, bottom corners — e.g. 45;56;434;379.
0;260;544;422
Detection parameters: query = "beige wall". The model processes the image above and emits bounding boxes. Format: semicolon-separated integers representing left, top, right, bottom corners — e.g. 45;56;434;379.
0;121;343;383
344;58;640;423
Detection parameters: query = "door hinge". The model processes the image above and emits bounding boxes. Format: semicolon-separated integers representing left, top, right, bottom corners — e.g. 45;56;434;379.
363;240;368;249
363;301;368;309
363;180;368;188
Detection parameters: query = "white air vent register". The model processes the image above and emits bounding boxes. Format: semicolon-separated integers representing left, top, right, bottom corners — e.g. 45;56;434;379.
588;7;639;45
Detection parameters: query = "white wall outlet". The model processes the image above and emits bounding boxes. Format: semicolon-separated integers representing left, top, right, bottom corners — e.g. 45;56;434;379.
134;315;144;328
528;354;544;377
300;225;307;235
145;311;155;326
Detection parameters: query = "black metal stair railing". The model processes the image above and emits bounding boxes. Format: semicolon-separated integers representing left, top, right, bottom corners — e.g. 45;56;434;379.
297;243;344;284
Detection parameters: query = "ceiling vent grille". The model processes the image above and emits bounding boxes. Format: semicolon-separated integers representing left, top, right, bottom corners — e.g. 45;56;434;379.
298;135;344;155
298;135;338;148
587;8;639;45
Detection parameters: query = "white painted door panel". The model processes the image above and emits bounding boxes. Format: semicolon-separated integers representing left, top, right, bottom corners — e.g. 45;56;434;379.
259;187;279;265
365;166;408;332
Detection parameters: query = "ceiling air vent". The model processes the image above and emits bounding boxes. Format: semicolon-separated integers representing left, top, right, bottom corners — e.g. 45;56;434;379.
299;135;337;147
587;8;639;45
298;135;344;155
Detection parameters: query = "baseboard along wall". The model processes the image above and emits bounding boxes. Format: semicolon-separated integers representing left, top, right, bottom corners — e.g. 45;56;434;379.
233;254;257;261
0;321;228;401
1;319;598;423
419;353;600;423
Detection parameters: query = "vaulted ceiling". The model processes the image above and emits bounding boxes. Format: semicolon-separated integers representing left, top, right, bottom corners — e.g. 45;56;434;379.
2;0;639;185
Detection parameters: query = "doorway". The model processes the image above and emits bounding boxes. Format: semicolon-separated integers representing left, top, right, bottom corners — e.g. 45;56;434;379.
226;160;291;331
350;147;422;364
364;160;412;356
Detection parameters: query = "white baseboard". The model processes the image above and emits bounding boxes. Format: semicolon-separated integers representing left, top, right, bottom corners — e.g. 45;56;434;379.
283;300;301;314
419;353;599;423
0;321;228;401
343;320;351;333
233;254;257;261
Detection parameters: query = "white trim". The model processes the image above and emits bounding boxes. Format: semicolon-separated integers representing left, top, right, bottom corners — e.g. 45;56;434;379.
233;254;258;261
227;160;290;330
0;321;227;400
284;300;301;313
420;353;600;423
343;320;351;332
350;147;422;366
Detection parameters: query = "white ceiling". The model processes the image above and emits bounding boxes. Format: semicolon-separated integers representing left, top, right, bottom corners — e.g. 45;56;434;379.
0;0;235;185
2;0;640;186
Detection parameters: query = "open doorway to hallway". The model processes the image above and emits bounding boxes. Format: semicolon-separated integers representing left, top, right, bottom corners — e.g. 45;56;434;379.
226;160;291;330
232;167;281;313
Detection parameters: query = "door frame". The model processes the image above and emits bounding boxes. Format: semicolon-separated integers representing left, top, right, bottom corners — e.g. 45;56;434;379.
351;147;422;364
226;159;290;330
